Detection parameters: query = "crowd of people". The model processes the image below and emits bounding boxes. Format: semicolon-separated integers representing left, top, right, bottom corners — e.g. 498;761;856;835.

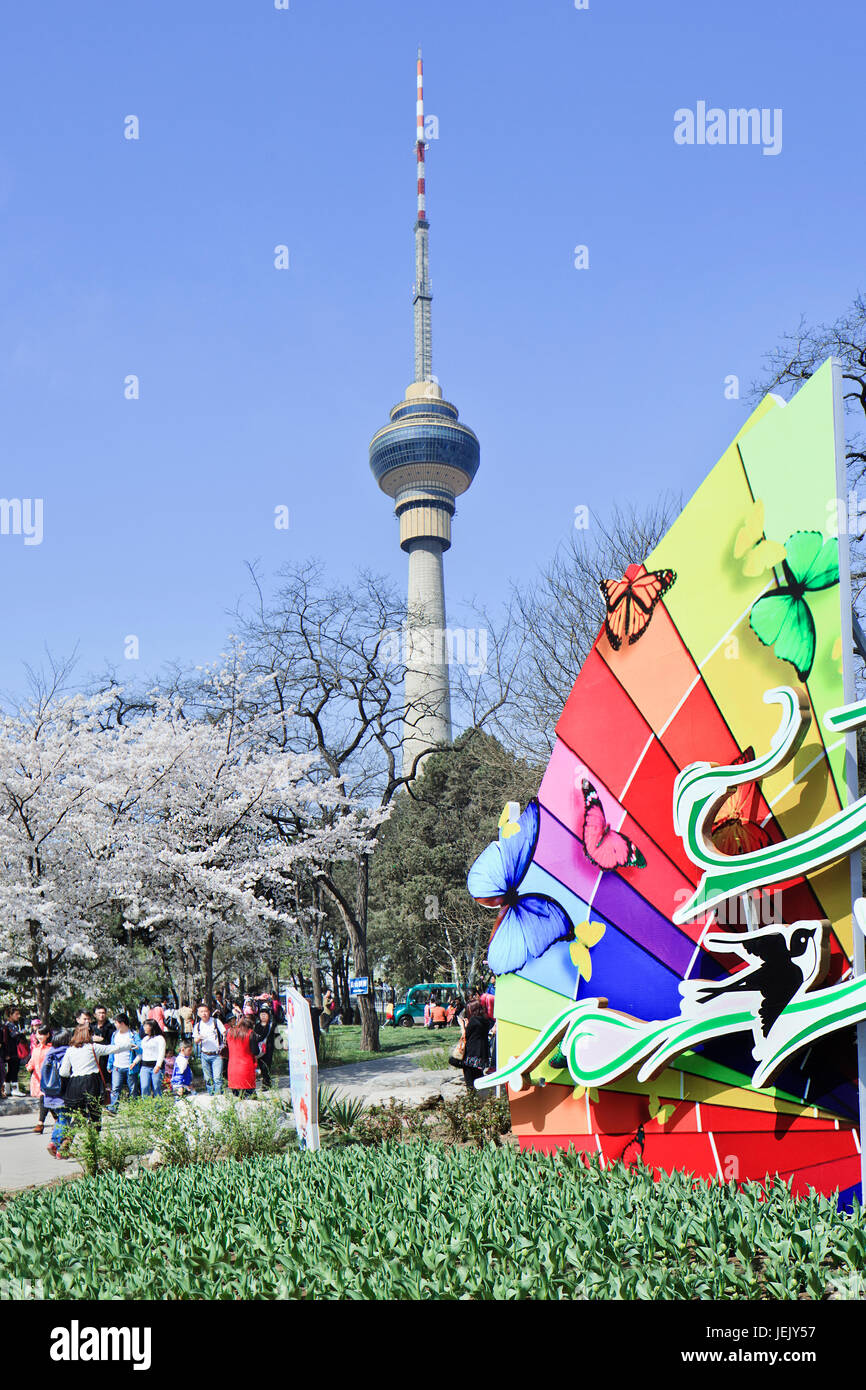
0;991;284;1161
411;987;498;1091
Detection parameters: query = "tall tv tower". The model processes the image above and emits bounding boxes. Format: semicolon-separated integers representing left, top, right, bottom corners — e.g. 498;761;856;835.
369;50;480;776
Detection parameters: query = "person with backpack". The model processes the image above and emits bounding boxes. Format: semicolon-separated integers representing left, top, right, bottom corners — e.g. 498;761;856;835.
193;1004;226;1095
41;1029;71;1157
26;1025;53;1133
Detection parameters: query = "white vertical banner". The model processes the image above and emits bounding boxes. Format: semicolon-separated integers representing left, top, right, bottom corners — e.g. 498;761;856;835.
284;987;320;1152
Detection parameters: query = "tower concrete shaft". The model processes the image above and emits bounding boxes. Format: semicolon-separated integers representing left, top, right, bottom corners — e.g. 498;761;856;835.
403;536;452;774
368;50;480;778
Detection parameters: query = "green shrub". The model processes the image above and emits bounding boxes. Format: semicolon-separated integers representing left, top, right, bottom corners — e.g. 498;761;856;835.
439;1091;512;1147
0;1146;863;1300
65;1094;294;1175
354;1099;426;1146
318;1086;366;1135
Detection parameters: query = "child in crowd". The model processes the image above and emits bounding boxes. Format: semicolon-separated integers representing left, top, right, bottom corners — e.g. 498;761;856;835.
171;1042;195;1098
162;1048;176;1093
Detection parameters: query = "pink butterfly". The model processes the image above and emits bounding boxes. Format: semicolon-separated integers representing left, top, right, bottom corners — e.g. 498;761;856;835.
574;778;646;872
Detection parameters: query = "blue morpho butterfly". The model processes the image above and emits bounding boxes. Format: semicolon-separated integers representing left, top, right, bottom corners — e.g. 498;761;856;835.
466;799;574;976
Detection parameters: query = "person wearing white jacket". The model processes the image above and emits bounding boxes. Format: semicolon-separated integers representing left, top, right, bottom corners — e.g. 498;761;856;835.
51;1024;126;1150
138;1019;166;1099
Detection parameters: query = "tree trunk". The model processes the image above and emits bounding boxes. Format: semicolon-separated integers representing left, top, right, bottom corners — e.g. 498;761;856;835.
353;853;379;1052
204;928;215;1005
338;953;350;1012
29;924;52;1022
34;970;52;1024
310;956;323;1009
319;864;379;1050
310;885;324;1008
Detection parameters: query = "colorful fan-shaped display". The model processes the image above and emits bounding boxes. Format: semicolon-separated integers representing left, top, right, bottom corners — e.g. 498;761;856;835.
468;360;866;1206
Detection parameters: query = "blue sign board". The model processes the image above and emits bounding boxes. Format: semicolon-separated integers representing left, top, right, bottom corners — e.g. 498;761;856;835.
348;976;370;997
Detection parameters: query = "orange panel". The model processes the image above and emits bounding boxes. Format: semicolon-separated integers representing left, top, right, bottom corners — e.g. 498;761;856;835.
596;597;699;737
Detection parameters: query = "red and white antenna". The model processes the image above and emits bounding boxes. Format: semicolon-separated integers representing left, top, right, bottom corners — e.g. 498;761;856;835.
416;46;427;224
413;46;433;380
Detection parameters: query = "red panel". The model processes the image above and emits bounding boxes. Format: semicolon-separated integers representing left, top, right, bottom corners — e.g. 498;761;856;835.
709;1129;857;1182
555;650;654;801
620;738;696;880
660;680;741;771
517;1129;862;1199
689;1104;845;1135
785;1154;862;1200
589;1090;650;1135
511;1083;851;1144
638;1131;718;1179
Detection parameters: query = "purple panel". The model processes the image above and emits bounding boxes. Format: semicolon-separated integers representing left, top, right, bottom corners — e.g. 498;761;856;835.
533;801;606;905
534;804;721;980
593;871;706;978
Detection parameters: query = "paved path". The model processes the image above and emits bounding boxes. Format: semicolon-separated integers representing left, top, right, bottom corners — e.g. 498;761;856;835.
0;1053;463;1195
316;1054;464;1104
0;1109;82;1192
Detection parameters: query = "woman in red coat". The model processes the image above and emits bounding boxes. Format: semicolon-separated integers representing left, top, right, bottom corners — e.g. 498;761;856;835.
226;1017;258;1097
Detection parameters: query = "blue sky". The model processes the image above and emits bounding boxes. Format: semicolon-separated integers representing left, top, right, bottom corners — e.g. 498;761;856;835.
0;0;862;697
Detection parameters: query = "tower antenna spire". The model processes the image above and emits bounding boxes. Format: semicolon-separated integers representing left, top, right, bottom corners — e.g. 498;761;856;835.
369;51;480;777
413;46;432;382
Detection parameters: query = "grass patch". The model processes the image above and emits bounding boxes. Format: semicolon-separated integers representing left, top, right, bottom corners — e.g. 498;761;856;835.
0;1145;863;1299
416;1046;453;1071
318;1024;454;1068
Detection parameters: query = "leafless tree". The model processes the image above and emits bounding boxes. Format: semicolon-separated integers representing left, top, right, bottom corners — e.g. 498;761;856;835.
749;291;866;650
479;499;680;761
749;292;866;490
232;560;520;1051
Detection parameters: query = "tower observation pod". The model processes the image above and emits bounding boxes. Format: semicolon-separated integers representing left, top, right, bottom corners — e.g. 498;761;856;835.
368;49;480;777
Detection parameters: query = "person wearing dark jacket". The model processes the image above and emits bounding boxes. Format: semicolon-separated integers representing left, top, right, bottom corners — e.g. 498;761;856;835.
461;1000;494;1091
90;1005;113;1046
1;1007;26;1098
254;1008;276;1090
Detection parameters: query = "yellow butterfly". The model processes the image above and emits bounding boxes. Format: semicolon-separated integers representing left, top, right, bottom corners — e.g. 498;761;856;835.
569;920;606;981
498;801;522;839
573;1085;599;1102
648;1094;675;1127
832;635;843;674
734;499;787;578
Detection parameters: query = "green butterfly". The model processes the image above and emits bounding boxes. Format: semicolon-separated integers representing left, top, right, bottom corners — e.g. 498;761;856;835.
749;531;839;682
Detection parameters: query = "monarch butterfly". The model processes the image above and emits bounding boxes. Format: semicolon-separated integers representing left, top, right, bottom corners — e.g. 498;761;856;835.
600;567;676;650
